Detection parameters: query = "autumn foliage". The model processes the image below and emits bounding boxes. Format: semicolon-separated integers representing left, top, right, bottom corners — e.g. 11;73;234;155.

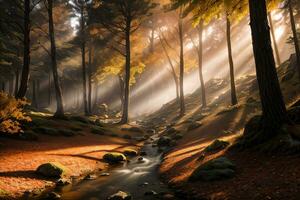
0;92;31;134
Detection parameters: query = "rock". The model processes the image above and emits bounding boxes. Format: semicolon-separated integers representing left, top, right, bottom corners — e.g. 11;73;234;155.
100;172;110;176
140;151;147;156
123;149;138;157
146;129;156;134
127;127;143;133
157;136;172;147
36;162;67;178
91;128;105;135
187;122;202;131
144;190;157;196
204;140;230;153
189;157;235;182
140;182;149;187
95;119;103;127
84;174;97;180
70;116;90;124
107;191;131;200
162;194;175;199
56;178;71;186
172;133;183;140
138;157;145;163
103;153;126;163
98;104;108;114
45;192;61;200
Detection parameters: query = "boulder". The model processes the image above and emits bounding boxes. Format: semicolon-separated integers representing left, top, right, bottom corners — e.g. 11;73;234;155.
56;178;71;186
107;191;131;200
36;162;67;178
187;122;202;131
157;136;172;147
103;153;126;163
204;140;230;153
123;149;138;157
189;157;235;182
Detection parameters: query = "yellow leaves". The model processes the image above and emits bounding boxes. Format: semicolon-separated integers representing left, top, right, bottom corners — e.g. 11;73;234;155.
0;92;31;134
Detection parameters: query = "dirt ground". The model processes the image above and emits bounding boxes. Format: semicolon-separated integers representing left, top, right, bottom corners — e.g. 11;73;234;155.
0;132;140;199
159;104;300;200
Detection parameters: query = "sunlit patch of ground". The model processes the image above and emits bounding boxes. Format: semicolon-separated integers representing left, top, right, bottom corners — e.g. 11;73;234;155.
0;125;140;199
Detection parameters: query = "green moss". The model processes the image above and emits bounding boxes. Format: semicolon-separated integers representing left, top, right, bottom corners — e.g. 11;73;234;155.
36;162;67;178
103;153;126;163
189;157;235;182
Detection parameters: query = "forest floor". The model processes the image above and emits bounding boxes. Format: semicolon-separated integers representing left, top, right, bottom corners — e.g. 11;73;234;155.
141;55;300;199
0;116;143;199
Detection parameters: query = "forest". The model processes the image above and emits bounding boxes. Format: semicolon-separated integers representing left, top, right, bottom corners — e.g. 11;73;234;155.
0;0;300;199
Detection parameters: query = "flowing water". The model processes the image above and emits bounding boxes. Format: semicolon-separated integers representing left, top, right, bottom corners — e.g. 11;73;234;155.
52;137;175;200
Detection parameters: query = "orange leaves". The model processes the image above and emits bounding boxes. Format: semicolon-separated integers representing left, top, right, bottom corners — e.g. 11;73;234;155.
0;92;31;134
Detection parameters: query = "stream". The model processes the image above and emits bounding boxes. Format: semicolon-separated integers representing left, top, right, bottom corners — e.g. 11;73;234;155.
51;136;176;200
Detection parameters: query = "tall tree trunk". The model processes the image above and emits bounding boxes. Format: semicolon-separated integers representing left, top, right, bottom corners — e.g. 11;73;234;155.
118;75;125;114
47;0;64;118
120;19;131;124
16;0;30;99
15;68;19;97
1;82;5;92
178;11;185;116
288;0;300;78
48;70;52;107
32;80;37;109
159;36;180;101
197;20;207;108
268;12;281;66
88;42;93;114
9;78;14;95
93;84;99;110
249;0;287;132
80;5;89;116
226;16;238;106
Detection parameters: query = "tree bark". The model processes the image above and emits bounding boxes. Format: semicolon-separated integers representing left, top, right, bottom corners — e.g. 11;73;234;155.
88;42;93;114
159;36;180;101
120;18;131;124
80;5;89;116
1;82;5;92
15;68;19;97
16;0;30;99
32;80;37;109
268;12;281;66
197;20;207;108
118;75;125;113
226;16;238;106
249;0;287;131
48;70;52;107
47;0;64;118
288;0;300;78
178;10;185;116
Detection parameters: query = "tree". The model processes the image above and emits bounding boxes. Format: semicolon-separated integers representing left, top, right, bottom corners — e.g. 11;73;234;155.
249;0;287;133
90;0;156;123
46;0;65;118
287;0;300;78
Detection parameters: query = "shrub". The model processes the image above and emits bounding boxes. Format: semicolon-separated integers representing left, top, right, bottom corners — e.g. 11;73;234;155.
0;92;31;134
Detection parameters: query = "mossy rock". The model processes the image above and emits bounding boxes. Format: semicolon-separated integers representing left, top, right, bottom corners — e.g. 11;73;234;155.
187;122;202;131
70;127;83;132
36;162;67;178
204;140;230;153
103;153;126;163
91;128;105;135
157;136;172;147
33;127;59;136
123;149;138;157
189;157;235;182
